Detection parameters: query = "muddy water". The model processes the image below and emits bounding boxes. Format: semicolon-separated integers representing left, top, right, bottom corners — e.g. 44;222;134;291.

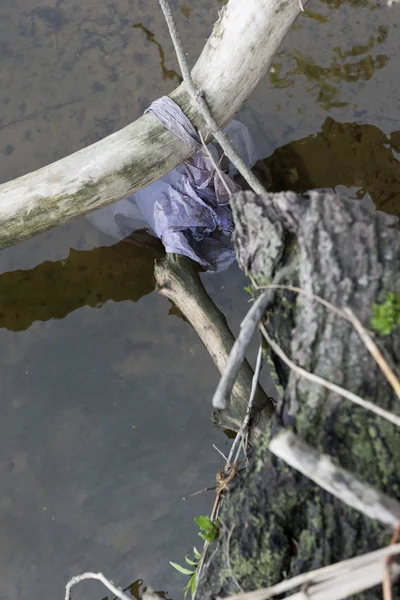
0;0;399;598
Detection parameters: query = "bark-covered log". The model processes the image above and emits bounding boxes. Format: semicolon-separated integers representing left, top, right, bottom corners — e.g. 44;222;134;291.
196;191;400;598
154;253;275;434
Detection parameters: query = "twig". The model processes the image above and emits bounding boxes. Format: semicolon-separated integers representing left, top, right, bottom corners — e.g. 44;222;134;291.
253;283;349;320
183;486;216;500
227;344;263;467
198;130;233;197
254;284;400;404
213;263;297;410
383;523;400;600
221;543;400;600
259;323;400;428
213;444;230;464
222;522;244;593
269;430;400;529
65;572;131;600
157;0;268;196
344;307;400;402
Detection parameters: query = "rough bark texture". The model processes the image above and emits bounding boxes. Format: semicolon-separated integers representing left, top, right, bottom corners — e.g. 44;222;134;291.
196;191;400;598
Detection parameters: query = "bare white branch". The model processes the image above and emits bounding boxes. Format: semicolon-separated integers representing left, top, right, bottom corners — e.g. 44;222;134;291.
65;572;131;600
0;0;306;249
228;344;264;466
269;430;400;528
213;263;297;410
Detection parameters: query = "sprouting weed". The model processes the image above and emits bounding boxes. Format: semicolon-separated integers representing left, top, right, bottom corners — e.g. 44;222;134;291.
170;516;219;597
371;292;400;335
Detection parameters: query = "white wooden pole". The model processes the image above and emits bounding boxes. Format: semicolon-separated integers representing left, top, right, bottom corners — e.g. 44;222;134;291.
0;0;305;248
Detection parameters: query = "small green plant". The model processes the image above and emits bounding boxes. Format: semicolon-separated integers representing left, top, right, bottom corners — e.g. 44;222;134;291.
170;546;202;597
170;516;219;597
371;292;400;335
244;285;255;302
194;515;219;542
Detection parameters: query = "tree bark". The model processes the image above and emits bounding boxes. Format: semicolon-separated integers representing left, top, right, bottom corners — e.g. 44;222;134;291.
196;191;400;598
0;0;306;250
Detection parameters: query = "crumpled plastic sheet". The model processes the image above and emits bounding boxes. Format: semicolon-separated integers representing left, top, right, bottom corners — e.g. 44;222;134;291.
87;96;258;271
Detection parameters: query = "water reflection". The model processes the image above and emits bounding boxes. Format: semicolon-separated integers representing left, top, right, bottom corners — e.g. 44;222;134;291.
263;118;400;216
1;118;399;335
270;24;389;109
133;24;182;83
0;233;164;332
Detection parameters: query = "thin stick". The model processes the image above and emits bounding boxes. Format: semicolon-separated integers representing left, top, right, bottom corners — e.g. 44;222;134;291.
157;0;268;197
183;486;216;500
213;444;230;463
269;430;400;529
65;572;131;600
255;283;349;320
383;523;400;600
199;130;233;197
256;284;400;403
344;307;400;401
221;544;400;600
260;323;400;428
213;263;297;410
223;522;244;593
228;344;263;466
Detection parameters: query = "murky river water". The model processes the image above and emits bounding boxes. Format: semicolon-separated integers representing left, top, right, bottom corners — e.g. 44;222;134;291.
0;0;399;598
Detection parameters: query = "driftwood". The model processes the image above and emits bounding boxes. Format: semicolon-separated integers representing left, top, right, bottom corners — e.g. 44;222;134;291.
0;0;305;249
195;191;400;598
154;254;275;434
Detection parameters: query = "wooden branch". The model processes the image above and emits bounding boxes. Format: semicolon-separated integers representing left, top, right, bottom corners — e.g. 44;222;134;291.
212;262;298;410
0;0;306;249
65;572;131;600
269;430;400;529
154;254;275;433
158;0;268;196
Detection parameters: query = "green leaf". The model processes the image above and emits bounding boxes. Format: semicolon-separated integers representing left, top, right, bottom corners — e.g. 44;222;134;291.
184;574;196;598
371;292;400;336
169;562;195;576
195;515;213;530
199;531;217;542
185;555;198;566
193;547;201;560
191;573;197;594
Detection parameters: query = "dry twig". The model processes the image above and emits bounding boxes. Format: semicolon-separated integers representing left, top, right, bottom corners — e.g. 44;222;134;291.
343;307;400;402
259;323;400;428
269;430;400;529
255;284;400;403
227;344;263;466
213;263;297;410
65;572;131;600
198;130;233;197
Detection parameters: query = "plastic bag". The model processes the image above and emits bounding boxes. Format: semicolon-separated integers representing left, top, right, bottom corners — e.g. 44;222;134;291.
86;118;258;272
